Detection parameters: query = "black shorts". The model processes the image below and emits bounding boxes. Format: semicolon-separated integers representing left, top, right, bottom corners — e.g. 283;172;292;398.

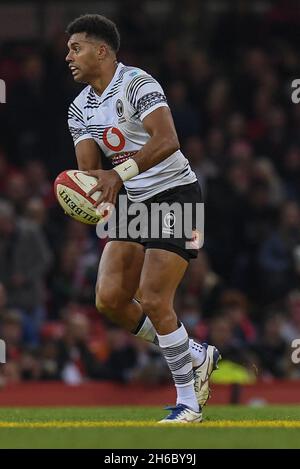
107;181;203;262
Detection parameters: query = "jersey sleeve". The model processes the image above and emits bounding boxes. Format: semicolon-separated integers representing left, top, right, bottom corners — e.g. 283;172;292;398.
125;74;169;121
68;101;92;146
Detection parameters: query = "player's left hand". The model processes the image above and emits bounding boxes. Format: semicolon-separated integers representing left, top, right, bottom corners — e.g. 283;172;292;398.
85;169;123;207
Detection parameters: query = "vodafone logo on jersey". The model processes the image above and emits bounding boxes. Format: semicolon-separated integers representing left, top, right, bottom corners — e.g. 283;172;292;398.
103;127;126;151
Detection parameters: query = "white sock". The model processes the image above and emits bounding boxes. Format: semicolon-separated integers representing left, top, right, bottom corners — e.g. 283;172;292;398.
134;315;206;365
133;313;158;345
157;324;199;412
189;339;206;367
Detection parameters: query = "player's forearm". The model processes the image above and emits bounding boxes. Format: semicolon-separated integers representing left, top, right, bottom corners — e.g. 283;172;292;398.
77;153;102;171
132;134;179;173
77;160;102;171
75;139;102;171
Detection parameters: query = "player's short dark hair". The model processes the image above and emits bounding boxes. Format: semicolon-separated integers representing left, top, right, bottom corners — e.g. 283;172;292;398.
66;14;120;52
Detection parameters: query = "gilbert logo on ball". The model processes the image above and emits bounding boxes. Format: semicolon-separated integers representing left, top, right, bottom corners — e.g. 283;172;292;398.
54;170;111;225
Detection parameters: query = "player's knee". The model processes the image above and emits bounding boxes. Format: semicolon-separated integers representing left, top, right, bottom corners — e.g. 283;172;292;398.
95;286;125;317
139;293;176;329
139;294;168;317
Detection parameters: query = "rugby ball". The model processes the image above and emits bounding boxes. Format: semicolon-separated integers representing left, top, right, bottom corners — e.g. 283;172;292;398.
54;170;107;225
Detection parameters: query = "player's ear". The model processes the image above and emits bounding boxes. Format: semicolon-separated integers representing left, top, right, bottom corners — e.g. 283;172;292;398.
97;43;107;61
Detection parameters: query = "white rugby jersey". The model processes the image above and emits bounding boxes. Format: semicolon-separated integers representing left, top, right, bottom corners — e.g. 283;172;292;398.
68;62;196;202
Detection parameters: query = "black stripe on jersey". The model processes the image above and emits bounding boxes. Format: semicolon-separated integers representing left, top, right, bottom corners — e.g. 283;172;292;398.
69;105;84;120
86;126;109;135
90;132;104;139
68;112;85;125
126;75;144;102
100;89;121;105
85;128;104;136
86;90;98;101
100;68;129;96
83;67;138;110
85;99;99;108
87;127;106;132
70;102;83;117
84;87;122;109
85;90;100;108
96;76;124;106
110;77;123;91
130;78;158;107
68;104;84;124
126;75;148;100
68;109;84;124
126;76;157;107
86;125;111;139
84;104;101;109
86;97;99;105
83;67;140;110
100;81;121;100
127;75;156;97
86;125;107;129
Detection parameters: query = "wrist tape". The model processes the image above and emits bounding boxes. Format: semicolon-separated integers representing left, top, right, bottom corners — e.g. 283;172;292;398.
113;158;139;181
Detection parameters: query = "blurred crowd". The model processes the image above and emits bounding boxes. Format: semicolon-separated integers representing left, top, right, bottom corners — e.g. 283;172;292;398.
0;0;300;386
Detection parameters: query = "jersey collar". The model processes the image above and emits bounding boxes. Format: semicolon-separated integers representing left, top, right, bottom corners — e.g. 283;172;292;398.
91;62;123;103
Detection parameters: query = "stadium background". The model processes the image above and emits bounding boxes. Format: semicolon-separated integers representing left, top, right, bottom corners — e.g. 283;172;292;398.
0;0;299;402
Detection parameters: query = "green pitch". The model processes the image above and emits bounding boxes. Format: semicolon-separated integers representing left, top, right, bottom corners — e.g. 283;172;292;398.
0;405;299;448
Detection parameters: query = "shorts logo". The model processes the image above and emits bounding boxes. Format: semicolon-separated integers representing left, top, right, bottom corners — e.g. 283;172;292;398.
116;99;124;117
163;212;176;235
